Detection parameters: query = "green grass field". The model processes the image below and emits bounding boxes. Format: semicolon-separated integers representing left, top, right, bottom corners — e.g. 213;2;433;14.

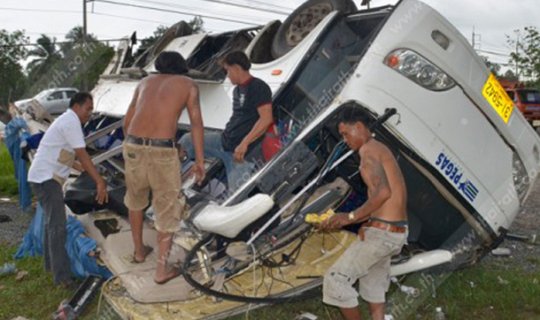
0;142;19;197
0;246;98;320
2;238;538;320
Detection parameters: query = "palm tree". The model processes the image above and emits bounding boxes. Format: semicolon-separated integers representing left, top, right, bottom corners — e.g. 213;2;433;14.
61;26;98;52
26;34;61;80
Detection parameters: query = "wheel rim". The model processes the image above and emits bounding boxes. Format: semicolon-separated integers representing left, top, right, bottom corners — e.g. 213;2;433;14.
285;3;333;46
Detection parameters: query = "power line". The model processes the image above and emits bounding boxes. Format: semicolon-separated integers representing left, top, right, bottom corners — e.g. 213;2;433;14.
198;0;289;15
230;0;295;11
1;37;130;49
91;11;169;24
476;49;510;57
133;0;291;15
25;32;71;37
91;11;222;32
0;7;80;14
93;0;260;26
129;0;279;23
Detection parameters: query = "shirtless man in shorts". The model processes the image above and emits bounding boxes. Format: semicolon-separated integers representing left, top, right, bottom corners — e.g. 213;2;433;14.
123;51;205;284
320;105;408;320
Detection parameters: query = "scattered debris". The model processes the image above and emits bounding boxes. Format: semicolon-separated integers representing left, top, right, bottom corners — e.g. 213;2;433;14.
10;317;30;320
469;281;475;288
52;300;75;320
0;197;11;202
384;314;395;320
0;262;16;276
390;277;420;297
491;247;511;256
295;312;318;320
0;214;12;223
506;232;537;244
52;275;105;320
497;276;509;285
434;306;446;320
15;270;28;281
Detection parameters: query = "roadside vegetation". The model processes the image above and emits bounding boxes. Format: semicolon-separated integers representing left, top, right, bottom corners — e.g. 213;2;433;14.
0;142;18;197
227;265;540;320
2;235;538;320
0;245;98;320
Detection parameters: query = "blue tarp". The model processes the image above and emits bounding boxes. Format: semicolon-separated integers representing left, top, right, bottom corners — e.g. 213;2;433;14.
65;216;112;279
14;207;112;280
4;117;32;211
14;203;45;258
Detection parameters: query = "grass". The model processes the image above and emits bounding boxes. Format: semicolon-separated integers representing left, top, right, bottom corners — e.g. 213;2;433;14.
393;267;540;320
227;264;540;320
0;245;98;319
0;142;19;197
1;240;539;319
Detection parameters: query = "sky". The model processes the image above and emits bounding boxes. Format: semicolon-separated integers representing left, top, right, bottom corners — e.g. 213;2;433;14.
1;0;539;69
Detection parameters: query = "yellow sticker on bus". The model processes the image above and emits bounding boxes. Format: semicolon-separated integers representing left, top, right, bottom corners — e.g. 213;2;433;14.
482;73;514;123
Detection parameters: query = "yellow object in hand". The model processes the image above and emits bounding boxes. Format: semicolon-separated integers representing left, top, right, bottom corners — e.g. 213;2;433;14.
305;209;335;224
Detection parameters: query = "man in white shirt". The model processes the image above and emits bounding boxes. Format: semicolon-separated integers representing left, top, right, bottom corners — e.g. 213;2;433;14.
28;92;108;287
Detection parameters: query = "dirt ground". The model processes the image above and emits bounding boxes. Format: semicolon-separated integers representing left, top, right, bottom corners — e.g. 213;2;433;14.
0;198;32;247
480;179;540;273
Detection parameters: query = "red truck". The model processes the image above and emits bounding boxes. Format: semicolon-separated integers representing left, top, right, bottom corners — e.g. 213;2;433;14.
504;86;540;129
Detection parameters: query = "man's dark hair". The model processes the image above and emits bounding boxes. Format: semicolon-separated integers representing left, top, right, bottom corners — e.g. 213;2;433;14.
222;51;251;70
155;51;188;75
69;92;93;108
337;104;372;127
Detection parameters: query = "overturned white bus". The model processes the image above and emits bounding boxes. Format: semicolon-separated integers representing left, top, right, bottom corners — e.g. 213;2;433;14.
21;0;540;318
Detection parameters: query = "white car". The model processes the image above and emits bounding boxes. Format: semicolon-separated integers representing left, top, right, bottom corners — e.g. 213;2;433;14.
34;0;540;317
14;87;78;116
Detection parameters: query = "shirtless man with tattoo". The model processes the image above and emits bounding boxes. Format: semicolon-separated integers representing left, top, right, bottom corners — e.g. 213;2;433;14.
320;105;408;320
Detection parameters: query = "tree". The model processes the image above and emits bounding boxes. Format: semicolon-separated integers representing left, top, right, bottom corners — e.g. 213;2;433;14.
481;56;501;76
189;16;205;33
507;26;540;87
26;34;62;84
27;26;114;94
502;70;519;82
0;29;28;105
139;25;169;50
61;26;98;54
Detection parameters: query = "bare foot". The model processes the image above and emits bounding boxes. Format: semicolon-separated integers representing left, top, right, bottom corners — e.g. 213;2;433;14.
154;267;181;285
132;245;153;264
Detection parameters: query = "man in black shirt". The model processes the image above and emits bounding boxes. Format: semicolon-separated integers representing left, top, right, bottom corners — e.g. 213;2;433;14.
180;51;273;191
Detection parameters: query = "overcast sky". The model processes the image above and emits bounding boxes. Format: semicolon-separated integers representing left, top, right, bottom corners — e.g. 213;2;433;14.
1;0;539;67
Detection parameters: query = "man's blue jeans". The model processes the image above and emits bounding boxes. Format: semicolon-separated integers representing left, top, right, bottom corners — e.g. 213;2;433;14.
179;132;254;192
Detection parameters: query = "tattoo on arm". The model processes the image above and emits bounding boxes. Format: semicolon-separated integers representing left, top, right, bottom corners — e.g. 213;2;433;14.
190;84;201;109
361;156;389;196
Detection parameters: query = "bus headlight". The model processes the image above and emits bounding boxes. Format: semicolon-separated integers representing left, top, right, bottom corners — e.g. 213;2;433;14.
384;49;456;91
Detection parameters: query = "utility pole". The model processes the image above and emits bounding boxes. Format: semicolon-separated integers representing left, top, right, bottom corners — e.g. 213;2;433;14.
471;26;481;51
472;26;475;48
82;0;87;91
514;29;520;81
